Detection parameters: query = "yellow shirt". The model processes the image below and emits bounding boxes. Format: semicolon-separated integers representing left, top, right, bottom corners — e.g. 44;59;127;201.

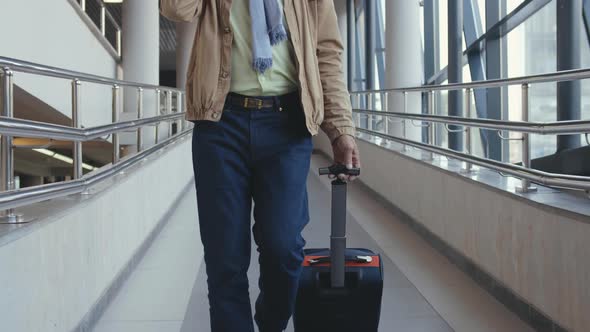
229;0;299;96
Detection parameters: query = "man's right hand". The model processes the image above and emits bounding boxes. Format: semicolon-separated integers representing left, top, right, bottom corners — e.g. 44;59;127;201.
331;135;361;182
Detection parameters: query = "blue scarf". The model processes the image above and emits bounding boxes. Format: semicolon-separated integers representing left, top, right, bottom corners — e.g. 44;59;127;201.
249;0;287;74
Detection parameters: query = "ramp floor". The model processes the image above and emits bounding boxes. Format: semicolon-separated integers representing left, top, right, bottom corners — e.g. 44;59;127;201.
92;154;532;332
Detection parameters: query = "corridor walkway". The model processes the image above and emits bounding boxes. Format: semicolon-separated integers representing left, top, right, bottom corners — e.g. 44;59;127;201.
92;154;532;332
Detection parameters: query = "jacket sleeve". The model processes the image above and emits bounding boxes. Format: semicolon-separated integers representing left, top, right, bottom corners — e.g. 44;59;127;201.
160;0;202;22
316;0;356;143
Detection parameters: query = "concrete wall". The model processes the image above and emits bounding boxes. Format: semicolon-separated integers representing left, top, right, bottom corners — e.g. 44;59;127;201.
1;0;117;127
0;137;195;332
314;133;590;332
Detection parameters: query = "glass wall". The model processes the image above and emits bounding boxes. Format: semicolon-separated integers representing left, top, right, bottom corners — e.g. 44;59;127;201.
506;2;557;162
348;0;589;168
420;0;589;164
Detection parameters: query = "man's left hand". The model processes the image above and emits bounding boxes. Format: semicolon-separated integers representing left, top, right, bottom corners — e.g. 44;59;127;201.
331;135;361;181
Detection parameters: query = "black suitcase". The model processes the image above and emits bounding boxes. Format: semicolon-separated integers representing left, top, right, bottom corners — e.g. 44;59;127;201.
294;165;384;332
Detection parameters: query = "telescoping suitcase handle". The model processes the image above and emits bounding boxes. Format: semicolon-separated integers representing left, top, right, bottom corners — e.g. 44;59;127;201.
318;164;361;177
319;165;361;288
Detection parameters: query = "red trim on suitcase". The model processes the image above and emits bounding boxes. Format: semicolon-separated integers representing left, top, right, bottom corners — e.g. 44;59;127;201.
302;255;380;267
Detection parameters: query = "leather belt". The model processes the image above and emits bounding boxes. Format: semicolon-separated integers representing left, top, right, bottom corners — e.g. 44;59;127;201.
226;92;296;111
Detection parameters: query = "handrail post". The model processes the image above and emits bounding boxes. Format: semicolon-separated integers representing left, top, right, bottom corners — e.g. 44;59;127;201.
0;68;24;223
112;84;120;164
137;87;143;152
166;90;172;138
100;5;106;36
517;83;537;193
356;94;361;128
383;92;389;135
402;91;408;152
116;29;122;57
80;0;86;11
72;79;83;179
367;93;373;131
461;88;473;173
155;89;160;144
176;91;183;133
427;90;435;160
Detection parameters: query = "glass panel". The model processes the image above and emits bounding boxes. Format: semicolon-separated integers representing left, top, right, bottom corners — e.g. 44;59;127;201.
506;0;526;15
463;63;472;83
419;0;425;53
505;3;556;163
477;0;486;29
438;0;449;70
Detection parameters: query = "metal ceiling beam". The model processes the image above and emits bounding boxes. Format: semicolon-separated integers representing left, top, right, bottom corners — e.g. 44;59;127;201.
486;0;508;161
365;0;376;90
375;0;386;90
448;0;464;151
465;0;552;54
354;5;365;92
584;0;590;42
353;1;368;128
423;0;439;143
556;0;583;152
464;0;490;158
428;0;551;86
423;0;439;83
347;0;355;90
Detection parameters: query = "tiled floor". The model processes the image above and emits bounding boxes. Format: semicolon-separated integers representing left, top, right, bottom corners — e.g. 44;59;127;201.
92;154;532;332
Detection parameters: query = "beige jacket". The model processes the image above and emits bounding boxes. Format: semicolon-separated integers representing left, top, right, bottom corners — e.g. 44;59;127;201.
160;0;355;142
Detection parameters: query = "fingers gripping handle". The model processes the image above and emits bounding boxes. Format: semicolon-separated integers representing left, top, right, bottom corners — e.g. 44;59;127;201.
319;164;361;177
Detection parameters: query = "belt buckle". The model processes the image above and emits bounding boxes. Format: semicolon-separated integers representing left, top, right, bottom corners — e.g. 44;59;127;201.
242;97;264;109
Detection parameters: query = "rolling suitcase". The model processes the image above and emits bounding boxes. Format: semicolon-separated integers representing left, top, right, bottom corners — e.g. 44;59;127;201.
294;165;383;332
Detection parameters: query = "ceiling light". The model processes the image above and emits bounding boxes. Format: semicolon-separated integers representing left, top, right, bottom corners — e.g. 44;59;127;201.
103;0;124;3
82;163;96;171
33;149;98;172
52;154;74;164
34;148;55;157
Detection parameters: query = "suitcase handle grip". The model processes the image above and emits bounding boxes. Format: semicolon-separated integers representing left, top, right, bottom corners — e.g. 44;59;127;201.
319;164;361;177
308;255;373;265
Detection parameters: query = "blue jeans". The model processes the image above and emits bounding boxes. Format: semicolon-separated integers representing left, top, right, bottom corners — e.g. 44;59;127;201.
191;94;313;332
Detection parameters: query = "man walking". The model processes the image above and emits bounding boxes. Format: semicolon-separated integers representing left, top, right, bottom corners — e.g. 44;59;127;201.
161;1;360;331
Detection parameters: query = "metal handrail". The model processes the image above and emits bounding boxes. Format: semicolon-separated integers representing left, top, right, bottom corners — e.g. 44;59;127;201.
0;57;188;223
352;109;590;135
0;57;182;92
356;128;590;191
350;77;590;194
0;113;185;141
350;67;590;94
0;130;192;211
